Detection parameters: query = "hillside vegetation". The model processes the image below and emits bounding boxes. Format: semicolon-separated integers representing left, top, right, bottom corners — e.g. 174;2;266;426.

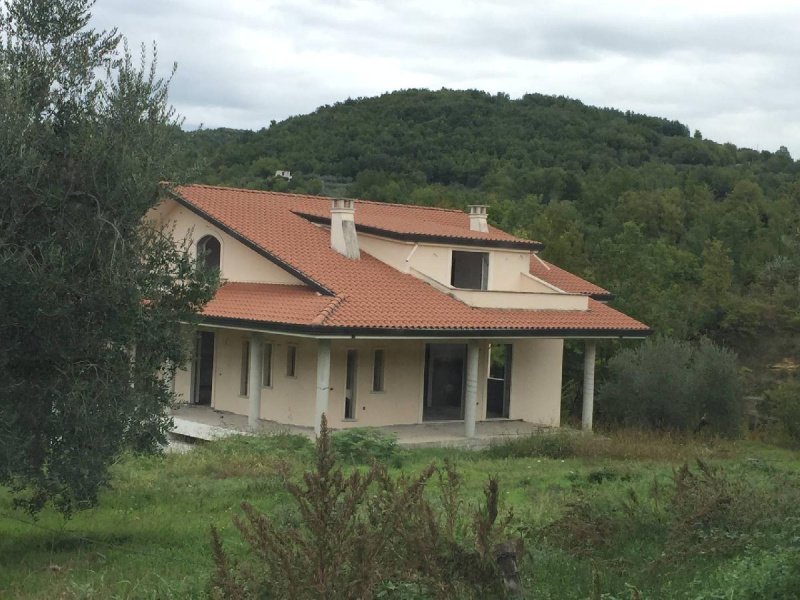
179;89;800;399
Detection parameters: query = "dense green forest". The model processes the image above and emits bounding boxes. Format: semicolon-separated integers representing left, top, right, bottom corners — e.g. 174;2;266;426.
178;89;800;401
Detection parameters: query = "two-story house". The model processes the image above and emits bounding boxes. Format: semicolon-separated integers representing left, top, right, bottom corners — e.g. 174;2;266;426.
148;184;649;438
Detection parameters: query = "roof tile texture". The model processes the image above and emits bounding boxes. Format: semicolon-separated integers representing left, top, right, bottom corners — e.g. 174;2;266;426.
529;256;612;299
172;184;648;334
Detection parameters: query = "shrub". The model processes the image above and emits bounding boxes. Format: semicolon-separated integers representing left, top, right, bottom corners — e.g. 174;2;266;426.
763;380;800;445
209;416;522;599
598;337;741;435
547;459;780;567
331;427;404;466
666;459;758;558
691;339;742;436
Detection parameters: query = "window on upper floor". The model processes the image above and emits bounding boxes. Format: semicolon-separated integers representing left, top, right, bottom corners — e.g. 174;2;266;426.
451;251;489;290
197;235;221;272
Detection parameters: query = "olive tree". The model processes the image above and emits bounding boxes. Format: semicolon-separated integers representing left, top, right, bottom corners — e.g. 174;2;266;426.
0;0;216;515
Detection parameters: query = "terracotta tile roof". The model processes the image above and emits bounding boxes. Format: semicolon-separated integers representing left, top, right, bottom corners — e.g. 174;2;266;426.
170;184;649;336
203;282;648;334
203;283;332;325
292;202;540;249
529;256;613;300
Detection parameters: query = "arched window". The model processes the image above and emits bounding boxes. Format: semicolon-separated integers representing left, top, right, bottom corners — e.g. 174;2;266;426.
197;235;221;271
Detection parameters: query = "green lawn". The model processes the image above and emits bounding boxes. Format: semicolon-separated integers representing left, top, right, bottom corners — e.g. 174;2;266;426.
2;430;799;599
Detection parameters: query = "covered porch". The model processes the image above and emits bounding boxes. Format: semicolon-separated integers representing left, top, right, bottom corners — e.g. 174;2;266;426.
173;322;603;441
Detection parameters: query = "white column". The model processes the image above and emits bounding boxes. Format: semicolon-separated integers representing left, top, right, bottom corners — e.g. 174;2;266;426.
582;340;597;432
315;339;332;435
247;333;263;430
464;340;480;438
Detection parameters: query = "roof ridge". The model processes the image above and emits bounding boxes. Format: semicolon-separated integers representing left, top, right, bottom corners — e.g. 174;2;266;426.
312;295;346;325
177;183;467;214
177;183;326;202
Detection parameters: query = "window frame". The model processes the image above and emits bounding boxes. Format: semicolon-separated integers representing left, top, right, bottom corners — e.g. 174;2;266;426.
197;234;222;272
344;349;358;420
450;250;489;290
286;344;297;378
262;342;273;388
239;340;249;397
371;348;385;393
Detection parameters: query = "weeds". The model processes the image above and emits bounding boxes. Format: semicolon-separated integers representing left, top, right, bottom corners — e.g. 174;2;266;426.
486;428;737;462
485;431;577;459
331;427;404;466
209;416;521;599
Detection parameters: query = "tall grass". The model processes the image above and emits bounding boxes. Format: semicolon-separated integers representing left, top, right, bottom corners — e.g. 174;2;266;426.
484;427;738;462
1;429;798;599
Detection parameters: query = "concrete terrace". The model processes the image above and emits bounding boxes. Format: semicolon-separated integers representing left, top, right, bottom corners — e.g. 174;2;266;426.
171;404;551;449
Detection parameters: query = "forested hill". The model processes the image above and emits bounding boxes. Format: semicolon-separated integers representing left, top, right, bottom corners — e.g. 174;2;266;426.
179;89;800;393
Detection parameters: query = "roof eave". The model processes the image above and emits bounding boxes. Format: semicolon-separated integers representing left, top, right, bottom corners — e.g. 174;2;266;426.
199;315;653;339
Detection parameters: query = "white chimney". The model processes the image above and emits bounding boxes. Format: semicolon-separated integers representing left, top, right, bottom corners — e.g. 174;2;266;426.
468;205;489;232
330;198;360;259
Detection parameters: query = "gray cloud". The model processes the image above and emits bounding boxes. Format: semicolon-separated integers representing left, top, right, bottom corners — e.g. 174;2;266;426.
91;0;800;155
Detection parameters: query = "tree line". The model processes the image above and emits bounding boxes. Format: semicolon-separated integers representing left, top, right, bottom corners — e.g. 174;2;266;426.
179;89;800;398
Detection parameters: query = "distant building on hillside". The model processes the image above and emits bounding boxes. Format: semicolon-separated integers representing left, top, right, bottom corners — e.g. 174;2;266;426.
275;170;292;181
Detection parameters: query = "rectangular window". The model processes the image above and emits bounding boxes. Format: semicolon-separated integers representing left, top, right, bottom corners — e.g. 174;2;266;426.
262;342;273;387
345;349;357;420
372;349;385;392
451;251;489;290
286;345;297;377
239;340;250;396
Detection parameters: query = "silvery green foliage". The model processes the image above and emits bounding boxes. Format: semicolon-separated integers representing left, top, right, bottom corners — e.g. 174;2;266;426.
0;0;217;515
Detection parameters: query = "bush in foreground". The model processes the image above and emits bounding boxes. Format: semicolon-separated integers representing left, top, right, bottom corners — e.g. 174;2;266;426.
209;416;522;599
331;427;404;466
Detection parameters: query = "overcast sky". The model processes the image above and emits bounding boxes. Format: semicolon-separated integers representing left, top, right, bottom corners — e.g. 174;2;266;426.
93;0;800;156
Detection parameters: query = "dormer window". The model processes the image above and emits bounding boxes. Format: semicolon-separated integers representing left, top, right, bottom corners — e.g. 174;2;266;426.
197;235;221;272
451;251;489;290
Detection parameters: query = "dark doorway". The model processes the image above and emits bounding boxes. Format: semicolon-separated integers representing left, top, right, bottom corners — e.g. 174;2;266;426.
193;331;215;405
423;343;467;421
486;344;512;419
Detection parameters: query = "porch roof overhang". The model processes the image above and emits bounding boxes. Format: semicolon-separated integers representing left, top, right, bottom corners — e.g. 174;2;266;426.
196;315;653;340
198;282;651;338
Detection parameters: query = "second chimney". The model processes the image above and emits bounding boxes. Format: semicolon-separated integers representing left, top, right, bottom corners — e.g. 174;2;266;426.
330;198;360;259
468;205;489;232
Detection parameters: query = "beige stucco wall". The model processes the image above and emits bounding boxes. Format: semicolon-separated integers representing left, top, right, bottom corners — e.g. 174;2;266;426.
452;289;588;310
327;339;426;428
487;249;534;291
173;329;318;423
358;233;538;293
174;333;515;428
519;272;563;293
154;199;304;285
509;338;564;426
